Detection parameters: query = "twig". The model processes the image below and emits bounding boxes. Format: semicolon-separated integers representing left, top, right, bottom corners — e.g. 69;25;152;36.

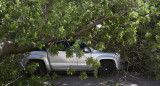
5;75;23;86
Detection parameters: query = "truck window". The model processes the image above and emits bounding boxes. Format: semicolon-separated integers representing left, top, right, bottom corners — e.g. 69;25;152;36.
56;41;71;51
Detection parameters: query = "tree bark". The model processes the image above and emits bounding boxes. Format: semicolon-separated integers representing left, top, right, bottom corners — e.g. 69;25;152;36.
0;40;38;57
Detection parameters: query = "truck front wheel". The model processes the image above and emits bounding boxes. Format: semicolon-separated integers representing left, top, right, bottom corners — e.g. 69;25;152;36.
98;60;116;76
26;60;47;76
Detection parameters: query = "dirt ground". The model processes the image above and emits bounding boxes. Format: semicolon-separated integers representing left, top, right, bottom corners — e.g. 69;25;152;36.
45;72;160;86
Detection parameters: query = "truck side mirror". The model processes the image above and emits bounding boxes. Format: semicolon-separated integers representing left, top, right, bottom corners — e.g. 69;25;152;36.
83;48;90;53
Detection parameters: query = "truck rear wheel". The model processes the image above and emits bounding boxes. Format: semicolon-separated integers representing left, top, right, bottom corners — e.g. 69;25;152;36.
27;60;47;76
98;60;116;76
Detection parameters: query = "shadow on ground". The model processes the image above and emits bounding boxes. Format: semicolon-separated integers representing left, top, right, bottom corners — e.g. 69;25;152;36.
44;72;160;86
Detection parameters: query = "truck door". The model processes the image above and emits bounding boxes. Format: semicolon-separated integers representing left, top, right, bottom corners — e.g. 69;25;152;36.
66;41;79;70
77;43;93;70
68;52;79;70
48;41;69;70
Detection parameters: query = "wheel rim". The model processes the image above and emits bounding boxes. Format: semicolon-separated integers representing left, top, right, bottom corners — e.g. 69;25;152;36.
98;62;116;76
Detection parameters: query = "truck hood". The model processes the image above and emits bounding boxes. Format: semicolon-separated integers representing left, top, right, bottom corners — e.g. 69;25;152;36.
30;51;47;56
91;50;116;57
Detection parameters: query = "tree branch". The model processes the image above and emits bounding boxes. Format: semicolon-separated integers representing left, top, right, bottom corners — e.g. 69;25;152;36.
44;0;52;23
82;37;99;44
5;75;23;86
45;16;115;46
72;16;115;37
82;37;116;49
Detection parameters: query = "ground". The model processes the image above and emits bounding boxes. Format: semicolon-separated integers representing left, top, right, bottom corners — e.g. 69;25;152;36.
44;72;160;86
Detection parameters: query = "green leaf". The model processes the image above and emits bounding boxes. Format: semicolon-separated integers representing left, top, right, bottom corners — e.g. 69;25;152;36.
66;48;74;58
95;42;105;51
49;44;59;55
129;11;139;19
86;57;101;78
79;71;87;80
67;68;75;75
145;32;152;38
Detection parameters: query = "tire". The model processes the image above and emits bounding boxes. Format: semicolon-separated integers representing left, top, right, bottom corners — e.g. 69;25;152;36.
26;60;47;76
98;60;116;76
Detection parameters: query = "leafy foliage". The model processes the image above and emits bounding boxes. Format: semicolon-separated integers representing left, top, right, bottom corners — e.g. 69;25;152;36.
0;0;160;84
0;54;51;86
26;63;39;74
67;68;76;75
51;72;61;79
79;71;88;80
86;57;101;78
0;55;22;85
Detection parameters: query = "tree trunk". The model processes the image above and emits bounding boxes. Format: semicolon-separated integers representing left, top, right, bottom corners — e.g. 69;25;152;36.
0;40;38;57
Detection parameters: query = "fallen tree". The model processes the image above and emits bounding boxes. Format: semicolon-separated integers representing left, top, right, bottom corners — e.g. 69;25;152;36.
0;0;160;79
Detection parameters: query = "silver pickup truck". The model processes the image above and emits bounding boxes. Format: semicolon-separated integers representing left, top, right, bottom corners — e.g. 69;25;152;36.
21;40;123;76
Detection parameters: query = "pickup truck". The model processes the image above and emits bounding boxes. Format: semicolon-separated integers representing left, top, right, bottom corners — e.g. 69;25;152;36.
21;40;123;76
